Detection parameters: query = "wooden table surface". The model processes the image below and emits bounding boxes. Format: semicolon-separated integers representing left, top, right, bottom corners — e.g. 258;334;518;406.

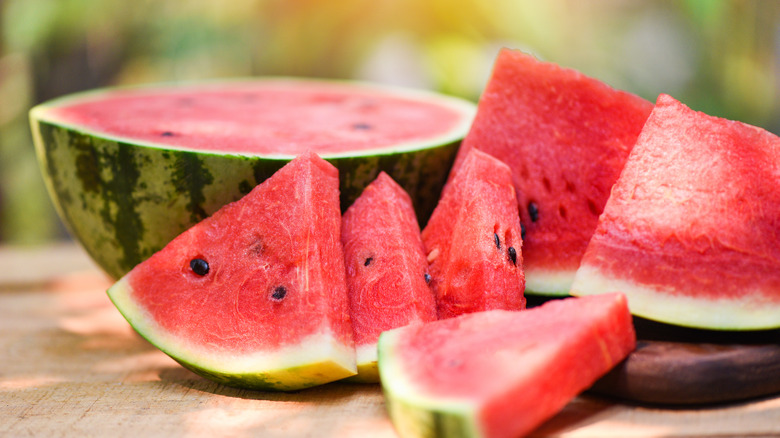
2;243;780;437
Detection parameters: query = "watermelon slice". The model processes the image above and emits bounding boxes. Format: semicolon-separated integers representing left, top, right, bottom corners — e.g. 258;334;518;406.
422;148;525;319
30;79;476;279
571;94;780;330
107;152;356;390
454;48;653;296
378;293;636;438
341;172;437;382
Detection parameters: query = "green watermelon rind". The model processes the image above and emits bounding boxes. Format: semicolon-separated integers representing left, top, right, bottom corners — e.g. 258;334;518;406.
30;79;475;280
107;277;357;391
378;329;481;438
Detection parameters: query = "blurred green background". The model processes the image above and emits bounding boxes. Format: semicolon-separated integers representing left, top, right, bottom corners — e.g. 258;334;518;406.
1;0;778;245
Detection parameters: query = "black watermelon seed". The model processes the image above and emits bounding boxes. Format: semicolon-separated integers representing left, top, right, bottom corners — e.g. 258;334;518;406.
494;233;501;250
160;131;175;137
520;223;526;240
271;286;287;300
528;202;540;222
190;258;209;276
424;273;432;284
364;257;373;267
508;247;517;266
352;123;372;130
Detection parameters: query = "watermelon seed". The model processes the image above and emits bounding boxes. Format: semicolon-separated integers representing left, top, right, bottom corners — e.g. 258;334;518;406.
528;202;539;222
352;123;372;130
160;131;176;137
364;257;373;267
424;273;431;284
271;286;287;300
520;223;526;240
508;247;517;266
494;233;501;250
190;258;209;276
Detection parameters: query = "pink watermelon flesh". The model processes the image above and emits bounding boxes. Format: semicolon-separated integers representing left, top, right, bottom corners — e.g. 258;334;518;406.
455;48;654;295
572;94;780;330
422;148;526;319
378;293;636;438
46;80;469;156
341;172;438;381
107;151;355;389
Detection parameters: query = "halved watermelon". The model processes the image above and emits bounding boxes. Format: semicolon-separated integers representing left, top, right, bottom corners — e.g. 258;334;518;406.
378;293;636;438
571;94;780;330
454;48;653;295
107;152;356;390
342;172;437;382
422;148;525;319
30;79;476;279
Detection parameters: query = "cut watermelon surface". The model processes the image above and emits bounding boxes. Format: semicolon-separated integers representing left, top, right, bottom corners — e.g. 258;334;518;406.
422;149;525;319
341;172;437;382
571;94;780;330
378;293;636;438
107;152;356;390
454;49;653;295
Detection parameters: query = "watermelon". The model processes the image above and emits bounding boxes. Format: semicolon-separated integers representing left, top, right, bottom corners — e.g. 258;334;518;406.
106;151;356;391
454;48;653;296
30;78;476;279
571;94;780;330
378;293;636;438
422;148;525;319
341;172;437;382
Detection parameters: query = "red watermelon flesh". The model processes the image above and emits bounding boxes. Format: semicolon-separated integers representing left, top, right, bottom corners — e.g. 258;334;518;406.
378;293;636;438
571;94;780;330
45;79;472;156
106;151;356;390
342;172;437;382
422;148;525;319
455;48;653;295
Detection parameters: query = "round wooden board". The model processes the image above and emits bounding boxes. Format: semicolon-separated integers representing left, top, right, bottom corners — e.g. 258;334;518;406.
589;317;780;405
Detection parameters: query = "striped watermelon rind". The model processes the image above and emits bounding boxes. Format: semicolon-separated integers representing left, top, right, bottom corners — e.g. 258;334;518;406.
30;79;475;279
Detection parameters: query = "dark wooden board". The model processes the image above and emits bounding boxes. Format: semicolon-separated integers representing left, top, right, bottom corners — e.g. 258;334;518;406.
590;317;780;405
526;296;780;406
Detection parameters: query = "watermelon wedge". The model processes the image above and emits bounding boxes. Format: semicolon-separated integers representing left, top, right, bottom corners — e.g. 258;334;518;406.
454;48;653;296
342;172;437;382
378;293;636;438
107;152;356;390
421;149;525;319
30;79;476;279
571;94;780;330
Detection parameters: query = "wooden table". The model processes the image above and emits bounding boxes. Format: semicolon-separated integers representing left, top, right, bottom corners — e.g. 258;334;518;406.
2;243;780;437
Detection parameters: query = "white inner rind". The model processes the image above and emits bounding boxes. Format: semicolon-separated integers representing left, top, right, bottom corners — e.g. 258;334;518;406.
29;78;476;159
571;265;780;330
108;277;356;377
524;267;577;296
378;329;481;437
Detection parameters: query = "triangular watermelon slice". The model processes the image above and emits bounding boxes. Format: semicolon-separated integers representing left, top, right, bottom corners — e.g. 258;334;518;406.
378;293;636;438
571;94;780;330
422;148;525;319
341;172;437;382
454;48;653;296
107;151;356;390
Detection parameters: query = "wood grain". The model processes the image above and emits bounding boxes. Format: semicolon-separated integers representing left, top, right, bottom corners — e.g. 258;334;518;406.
3;244;780;437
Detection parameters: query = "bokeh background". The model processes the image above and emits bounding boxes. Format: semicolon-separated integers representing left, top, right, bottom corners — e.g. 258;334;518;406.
1;0;779;245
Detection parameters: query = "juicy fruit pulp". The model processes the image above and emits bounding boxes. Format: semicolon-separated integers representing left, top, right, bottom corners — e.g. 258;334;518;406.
107;152;356;390
378;293;636;438
454;48;653;295
31;79;476;279
571;94;780;330
422;149;525;319
342;172;437;382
